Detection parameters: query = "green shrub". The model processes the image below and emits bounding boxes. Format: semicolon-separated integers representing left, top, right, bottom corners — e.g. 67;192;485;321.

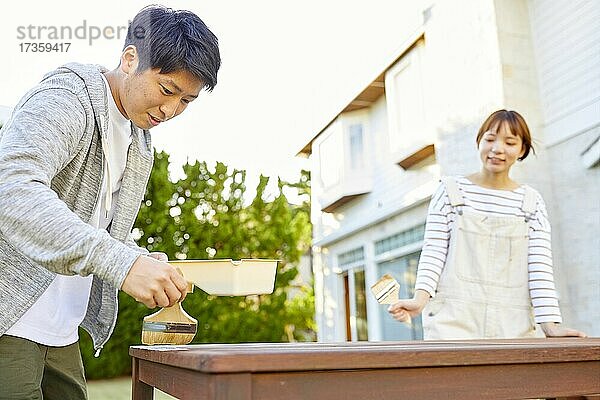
80;152;315;379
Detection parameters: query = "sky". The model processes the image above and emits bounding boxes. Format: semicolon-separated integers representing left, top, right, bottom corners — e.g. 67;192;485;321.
0;0;424;199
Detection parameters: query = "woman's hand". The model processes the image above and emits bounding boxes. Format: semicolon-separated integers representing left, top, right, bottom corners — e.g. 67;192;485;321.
541;322;587;338
387;289;430;322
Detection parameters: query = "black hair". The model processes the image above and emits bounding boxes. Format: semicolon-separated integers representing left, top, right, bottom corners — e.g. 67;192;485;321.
124;5;221;91
476;109;536;161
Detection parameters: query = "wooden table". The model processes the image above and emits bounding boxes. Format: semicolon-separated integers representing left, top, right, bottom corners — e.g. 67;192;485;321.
130;338;600;399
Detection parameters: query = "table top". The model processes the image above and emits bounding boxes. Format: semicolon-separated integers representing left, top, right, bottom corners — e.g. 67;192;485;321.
130;338;600;374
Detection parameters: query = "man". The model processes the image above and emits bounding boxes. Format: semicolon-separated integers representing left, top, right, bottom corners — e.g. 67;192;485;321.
0;5;220;399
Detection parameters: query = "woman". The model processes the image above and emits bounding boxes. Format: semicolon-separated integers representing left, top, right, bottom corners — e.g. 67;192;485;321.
388;110;586;339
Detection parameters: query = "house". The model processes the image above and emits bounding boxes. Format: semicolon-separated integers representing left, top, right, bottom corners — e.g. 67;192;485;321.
298;0;600;342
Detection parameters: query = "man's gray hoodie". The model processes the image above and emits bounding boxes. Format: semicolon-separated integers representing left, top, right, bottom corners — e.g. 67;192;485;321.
0;63;153;355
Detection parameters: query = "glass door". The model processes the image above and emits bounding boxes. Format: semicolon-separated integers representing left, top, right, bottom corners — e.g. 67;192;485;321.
342;268;369;341
377;252;423;340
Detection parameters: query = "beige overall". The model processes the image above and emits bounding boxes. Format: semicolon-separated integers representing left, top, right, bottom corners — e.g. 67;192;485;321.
422;177;545;340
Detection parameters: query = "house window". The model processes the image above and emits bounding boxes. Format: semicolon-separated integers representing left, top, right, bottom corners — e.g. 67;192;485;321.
349;123;364;170
353;269;368;341
374;224;426;340
375;225;425;256
338;247;364;267
338;247;368;341
319;130;343;188
385;41;426;154
316;112;372;213
377;252;422;340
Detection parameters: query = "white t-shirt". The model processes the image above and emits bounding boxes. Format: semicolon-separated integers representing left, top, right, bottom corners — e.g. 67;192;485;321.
7;74;133;346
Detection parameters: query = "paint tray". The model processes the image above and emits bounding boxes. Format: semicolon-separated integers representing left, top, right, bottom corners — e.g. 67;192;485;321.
170;259;278;296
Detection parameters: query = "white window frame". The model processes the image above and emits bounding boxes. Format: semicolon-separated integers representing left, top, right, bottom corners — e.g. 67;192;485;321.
318;123;344;189
316;111;372;213
385;41;427;155
341;110;369;172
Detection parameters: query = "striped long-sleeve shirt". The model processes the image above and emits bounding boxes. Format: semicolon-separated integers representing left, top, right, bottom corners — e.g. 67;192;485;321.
414;176;562;324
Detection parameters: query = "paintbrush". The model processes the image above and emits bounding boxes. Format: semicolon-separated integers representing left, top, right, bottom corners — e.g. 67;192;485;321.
370;274;400;304
141;273;196;345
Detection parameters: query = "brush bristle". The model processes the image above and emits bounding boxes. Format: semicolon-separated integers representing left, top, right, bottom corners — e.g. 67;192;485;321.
141;331;196;345
375;281;398;302
370;274;400;304
142;321;197;334
141;320;197;345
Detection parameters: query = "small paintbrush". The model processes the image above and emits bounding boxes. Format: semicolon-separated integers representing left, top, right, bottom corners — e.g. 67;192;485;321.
370;274;400;304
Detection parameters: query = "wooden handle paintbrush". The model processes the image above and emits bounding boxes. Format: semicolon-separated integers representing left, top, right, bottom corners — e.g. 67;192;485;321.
141;271;196;345
370;274;400;304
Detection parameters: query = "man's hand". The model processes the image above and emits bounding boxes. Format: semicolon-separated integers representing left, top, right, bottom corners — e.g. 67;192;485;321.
541;322;587;338
387;289;431;322
148;252;168;262
121;255;188;309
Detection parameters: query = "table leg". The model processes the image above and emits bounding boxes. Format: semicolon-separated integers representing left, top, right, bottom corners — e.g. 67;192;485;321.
132;357;154;400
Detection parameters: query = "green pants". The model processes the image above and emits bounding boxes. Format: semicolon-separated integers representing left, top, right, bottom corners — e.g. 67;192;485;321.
0;335;88;400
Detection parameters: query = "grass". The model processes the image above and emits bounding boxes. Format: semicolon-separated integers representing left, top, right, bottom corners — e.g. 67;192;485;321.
87;376;176;400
